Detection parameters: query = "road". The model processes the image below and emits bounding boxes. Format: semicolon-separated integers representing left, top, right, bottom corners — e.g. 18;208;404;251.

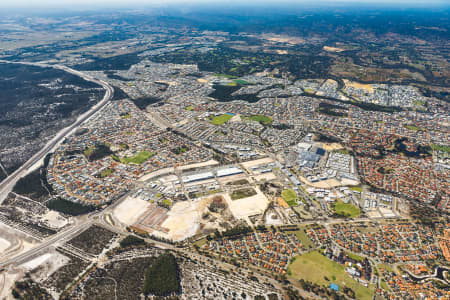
0;61;114;204
0;219;94;267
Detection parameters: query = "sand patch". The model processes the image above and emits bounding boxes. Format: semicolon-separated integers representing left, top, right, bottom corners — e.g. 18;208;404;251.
340;178;360;186
323;46;345;52
367;211;383;218
158;199;209;241
177;159;219;171
20;253;53;270
113;196;151;225
275;50;288;55
299;176;341;188
0;272;20;300
261;34;304;45
379;207;396;218
320;143;344;151
229;114;242;123
138;167;174;182
265;211;283;225
0;237;11;253
42;210;67;229
254;173;277;181
343;79;374;93
240;157;274;170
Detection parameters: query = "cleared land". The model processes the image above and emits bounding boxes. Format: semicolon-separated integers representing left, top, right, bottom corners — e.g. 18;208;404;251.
113;196;151;225
323;46;345;52
158;198;206;241
225;187;269;219
343;79;374;93
210;114;233;125
289;251;374;300
320;142;344;151
241;157;275;171
0;237;11;252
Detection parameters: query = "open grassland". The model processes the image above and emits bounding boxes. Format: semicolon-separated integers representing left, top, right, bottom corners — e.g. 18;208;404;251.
213;73;237;79
289;251;374;300
346;251;364;262
349;186;363;192
282;189;298;206
194;238;207;248
227;79;249;86
210;114;233;125
115;151;156;164
99;168;114;178
245;114;273;125
333;200;360;218
286;226;315;249
403;124;424;131
377;263;394;273
431;144;450;153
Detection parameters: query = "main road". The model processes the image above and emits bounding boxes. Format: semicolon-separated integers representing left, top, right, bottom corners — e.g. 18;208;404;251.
0;60;114;204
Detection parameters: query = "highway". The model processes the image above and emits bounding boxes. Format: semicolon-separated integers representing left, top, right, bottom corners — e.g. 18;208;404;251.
0;220;94;267
0;61;114;204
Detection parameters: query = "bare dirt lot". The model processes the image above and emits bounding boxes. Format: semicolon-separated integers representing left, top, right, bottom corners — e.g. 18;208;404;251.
240;157;274;172
224;187;269;219
113;196;151;225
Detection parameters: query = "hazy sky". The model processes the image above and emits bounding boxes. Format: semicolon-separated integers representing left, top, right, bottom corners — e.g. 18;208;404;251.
1;0;448;9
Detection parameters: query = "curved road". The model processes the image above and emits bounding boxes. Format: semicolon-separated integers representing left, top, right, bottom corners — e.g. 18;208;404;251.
0;61;114;204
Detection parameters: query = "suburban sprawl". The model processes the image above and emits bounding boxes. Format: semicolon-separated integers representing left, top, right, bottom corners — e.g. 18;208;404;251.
0;8;448;300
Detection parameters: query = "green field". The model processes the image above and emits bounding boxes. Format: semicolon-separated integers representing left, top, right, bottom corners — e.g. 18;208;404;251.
349;186;363;192
333;200;360;218
377;263;394;273
413;100;426;107
194;238;207;248
162;199;172;207
431;144;450;153
246;115;273;125
213;73;237;79
210;114;233;125
99;168;114;178
233;79;249;85
230;188;257;200
346;251;364;262
403;124;424;131
185;106;194;111
119;151;156;164
288;251;374;300
293;206;313;219
333;149;350;155
287;227;314;249
282;189;298;206
380;280;390;292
